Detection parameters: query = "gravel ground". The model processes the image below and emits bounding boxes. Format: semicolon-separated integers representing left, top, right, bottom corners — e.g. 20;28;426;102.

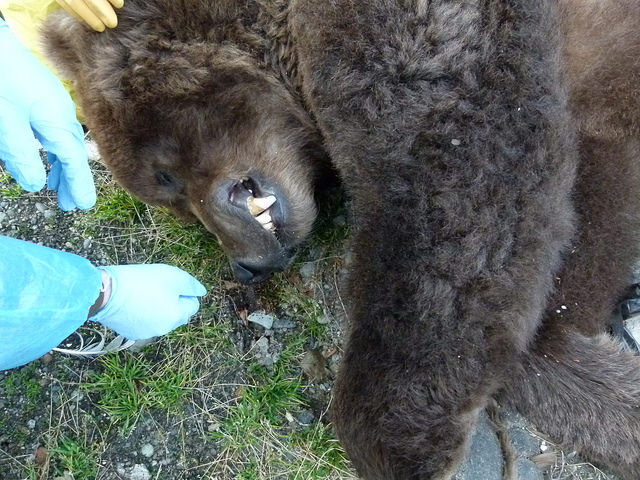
0;150;625;480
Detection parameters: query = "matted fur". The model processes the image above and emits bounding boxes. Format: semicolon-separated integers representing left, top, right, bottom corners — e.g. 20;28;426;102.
42;0;640;478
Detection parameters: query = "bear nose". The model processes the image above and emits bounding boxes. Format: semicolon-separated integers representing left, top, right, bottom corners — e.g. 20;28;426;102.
231;261;275;284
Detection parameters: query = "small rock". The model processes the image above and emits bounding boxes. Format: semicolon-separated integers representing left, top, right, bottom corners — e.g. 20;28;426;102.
297;409;315;425
140;443;154;458
83;238;92;249
316;313;332;325
451;138;462;146
43;209;55;220
127;464;151;480
253;336;274;368
70;390;84;402
35;202;46;213
299;262;317;280
34;446;48;466
272;317;296;329
27;419;36;429
247;311;275;329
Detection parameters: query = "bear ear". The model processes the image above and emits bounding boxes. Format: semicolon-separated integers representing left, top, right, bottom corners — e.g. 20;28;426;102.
40;10;90;81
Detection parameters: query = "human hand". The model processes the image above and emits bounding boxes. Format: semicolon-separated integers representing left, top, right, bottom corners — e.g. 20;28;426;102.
91;264;207;340
56;0;124;32
0;21;96;211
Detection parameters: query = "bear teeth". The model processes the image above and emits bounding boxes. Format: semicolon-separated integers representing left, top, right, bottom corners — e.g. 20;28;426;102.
256;210;272;224
247;195;276;216
256;211;276;232
247;195;277;232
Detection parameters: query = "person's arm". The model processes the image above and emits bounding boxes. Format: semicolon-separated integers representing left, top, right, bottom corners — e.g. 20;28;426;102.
0;235;206;370
0;235;102;370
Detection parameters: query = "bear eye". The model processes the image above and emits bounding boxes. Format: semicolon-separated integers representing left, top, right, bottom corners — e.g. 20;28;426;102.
155;170;175;187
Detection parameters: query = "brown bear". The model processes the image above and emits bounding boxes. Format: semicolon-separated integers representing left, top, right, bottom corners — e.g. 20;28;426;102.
42;0;640;478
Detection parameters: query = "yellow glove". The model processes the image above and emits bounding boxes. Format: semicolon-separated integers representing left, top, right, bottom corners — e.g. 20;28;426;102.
55;0;123;32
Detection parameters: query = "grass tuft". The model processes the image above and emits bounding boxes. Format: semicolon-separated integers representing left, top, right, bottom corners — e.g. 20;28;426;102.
84;352;188;430
51;436;99;480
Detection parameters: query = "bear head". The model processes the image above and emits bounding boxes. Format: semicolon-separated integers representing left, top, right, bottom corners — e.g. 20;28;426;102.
42;7;328;284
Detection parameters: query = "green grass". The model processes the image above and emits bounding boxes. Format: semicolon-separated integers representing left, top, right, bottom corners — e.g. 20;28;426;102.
288;423;352;479
84;352;189;430
0;171;22;197
215;353;307;448
2;363;44;412
51;436;99;480
93;184;146;225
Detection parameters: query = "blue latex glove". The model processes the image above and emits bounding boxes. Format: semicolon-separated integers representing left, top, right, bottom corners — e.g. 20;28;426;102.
0;19;96;211
91;264;207;340
0;235;103;370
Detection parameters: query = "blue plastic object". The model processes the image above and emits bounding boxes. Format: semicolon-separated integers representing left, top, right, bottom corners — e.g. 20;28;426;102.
92;264;207;340
0;18;96;211
0;235;102;370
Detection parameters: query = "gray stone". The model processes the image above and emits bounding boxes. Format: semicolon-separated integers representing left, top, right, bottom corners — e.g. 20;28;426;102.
127;464;151;480
454;413;502;480
297;410;315;426
248;310;275;329
509;426;540;457
140;443;154;458
253;336;275;368
272;317;296;329
316;312;332;325
299;261;317;280
516;458;544;480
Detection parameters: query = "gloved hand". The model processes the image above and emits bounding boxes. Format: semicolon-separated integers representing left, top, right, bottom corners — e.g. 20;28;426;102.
91;264;207;340
0;20;96;211
56;0;124;32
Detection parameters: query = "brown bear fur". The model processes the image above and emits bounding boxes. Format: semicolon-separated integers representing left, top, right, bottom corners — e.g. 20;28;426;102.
496;2;640;478
289;1;577;478
42;1;640;478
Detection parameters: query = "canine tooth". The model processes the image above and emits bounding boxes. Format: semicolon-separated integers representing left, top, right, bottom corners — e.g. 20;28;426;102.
247;195;276;216
263;221;275;232
256;211;272;225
